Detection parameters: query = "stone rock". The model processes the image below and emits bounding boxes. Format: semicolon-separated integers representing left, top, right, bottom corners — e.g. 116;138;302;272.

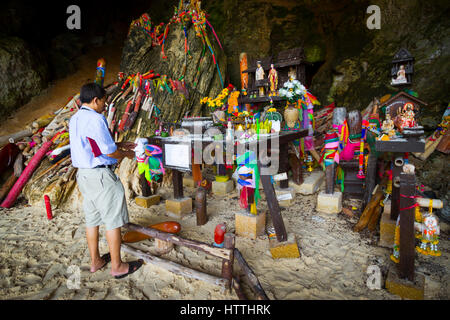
118;18;226;141
0;36;48;120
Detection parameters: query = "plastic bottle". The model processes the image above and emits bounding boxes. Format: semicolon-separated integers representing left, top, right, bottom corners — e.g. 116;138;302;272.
213;223;226;247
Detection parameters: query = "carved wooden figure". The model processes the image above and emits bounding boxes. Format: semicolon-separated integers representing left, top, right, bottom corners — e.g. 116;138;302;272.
324;107;347;194
195;181;208;226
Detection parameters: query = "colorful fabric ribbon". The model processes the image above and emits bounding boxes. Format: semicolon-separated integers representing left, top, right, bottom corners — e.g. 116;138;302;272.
137;144;165;183
235;151;260;205
320;131;340;167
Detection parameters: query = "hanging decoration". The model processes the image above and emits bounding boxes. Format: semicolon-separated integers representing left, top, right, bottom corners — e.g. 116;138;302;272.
134;138;165;184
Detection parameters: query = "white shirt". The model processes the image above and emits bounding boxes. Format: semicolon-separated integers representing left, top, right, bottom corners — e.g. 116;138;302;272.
69;105;117;168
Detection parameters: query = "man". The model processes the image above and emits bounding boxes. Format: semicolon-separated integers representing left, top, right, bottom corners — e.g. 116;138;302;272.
69;83;143;279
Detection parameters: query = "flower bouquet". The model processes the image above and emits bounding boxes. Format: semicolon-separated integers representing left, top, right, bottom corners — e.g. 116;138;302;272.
278;79;307;104
200;87;230;111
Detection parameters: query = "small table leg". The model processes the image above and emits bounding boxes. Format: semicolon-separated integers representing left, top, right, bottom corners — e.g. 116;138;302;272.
279;143;289;189
258;161;287;242
173;169;184;199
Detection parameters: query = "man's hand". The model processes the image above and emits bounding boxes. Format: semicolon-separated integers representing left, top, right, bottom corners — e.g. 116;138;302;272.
107;145;135;160
116;141;137;151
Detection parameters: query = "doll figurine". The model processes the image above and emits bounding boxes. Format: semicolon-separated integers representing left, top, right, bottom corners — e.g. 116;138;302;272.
415;212;441;256
382;113;396;138
391;65;407;85
255;61;265;97
399;102;416;129
268;64;278;96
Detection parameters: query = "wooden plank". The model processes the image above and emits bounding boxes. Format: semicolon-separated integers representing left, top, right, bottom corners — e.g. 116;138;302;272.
120;243;229;288
278;143;289;189
398;173;416;281
221;233;235;292
363;154;378;207
375;139;425;153
234;248;269;300
353;177;387;232
232;276;248;300
391;156;403;220
325;163;335;194
124;223;232;260
258;161;287;242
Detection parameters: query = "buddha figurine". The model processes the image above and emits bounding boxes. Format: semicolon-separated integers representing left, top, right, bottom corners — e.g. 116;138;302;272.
288;67;296;81
391;64;407;85
382;113;396;138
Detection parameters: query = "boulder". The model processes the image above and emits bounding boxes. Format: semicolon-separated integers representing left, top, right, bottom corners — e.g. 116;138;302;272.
0;37;48;120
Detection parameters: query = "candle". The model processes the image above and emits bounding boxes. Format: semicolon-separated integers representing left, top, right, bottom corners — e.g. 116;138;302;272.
256;119;260;140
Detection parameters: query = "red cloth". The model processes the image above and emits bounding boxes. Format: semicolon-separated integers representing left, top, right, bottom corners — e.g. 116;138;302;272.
87;137;102;158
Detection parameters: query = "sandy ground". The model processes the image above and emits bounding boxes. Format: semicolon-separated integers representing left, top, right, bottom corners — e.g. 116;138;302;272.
0;174;448;300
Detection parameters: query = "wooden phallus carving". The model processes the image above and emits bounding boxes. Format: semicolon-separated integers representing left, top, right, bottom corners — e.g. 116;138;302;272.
195;181;208;226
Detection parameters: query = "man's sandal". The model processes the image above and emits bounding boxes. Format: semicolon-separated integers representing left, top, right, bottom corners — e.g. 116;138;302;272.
91;253;111;273
114;260;144;279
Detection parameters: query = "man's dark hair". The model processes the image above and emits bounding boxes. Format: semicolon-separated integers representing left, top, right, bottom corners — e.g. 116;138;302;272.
80;83;106;104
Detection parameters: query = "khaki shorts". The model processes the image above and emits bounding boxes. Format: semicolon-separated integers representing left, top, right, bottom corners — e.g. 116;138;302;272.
76;168;129;230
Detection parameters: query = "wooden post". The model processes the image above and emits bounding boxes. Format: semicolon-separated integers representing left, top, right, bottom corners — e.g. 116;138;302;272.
172;169;183;199
363;154;378;207
234;248;269;300
232;276;248;300
195;185;208;226
279;143;289;189
325;107;347;194
347;110;362;136
259;161;287;242
332;107;347;128
217;163;227;176
288;153;303;185
398;173;416;282
391;153;403;220
221;233;235;292
325;163;336;194
139;173;152;197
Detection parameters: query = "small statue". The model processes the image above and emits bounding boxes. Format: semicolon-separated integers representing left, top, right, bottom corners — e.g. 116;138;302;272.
94;58;106;87
381;113;396;138
415;212;441;256
368;98;381;134
391;64;407;85
255;61;265;97
288;67;296;81
398;102;416;129
268;64;278;96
